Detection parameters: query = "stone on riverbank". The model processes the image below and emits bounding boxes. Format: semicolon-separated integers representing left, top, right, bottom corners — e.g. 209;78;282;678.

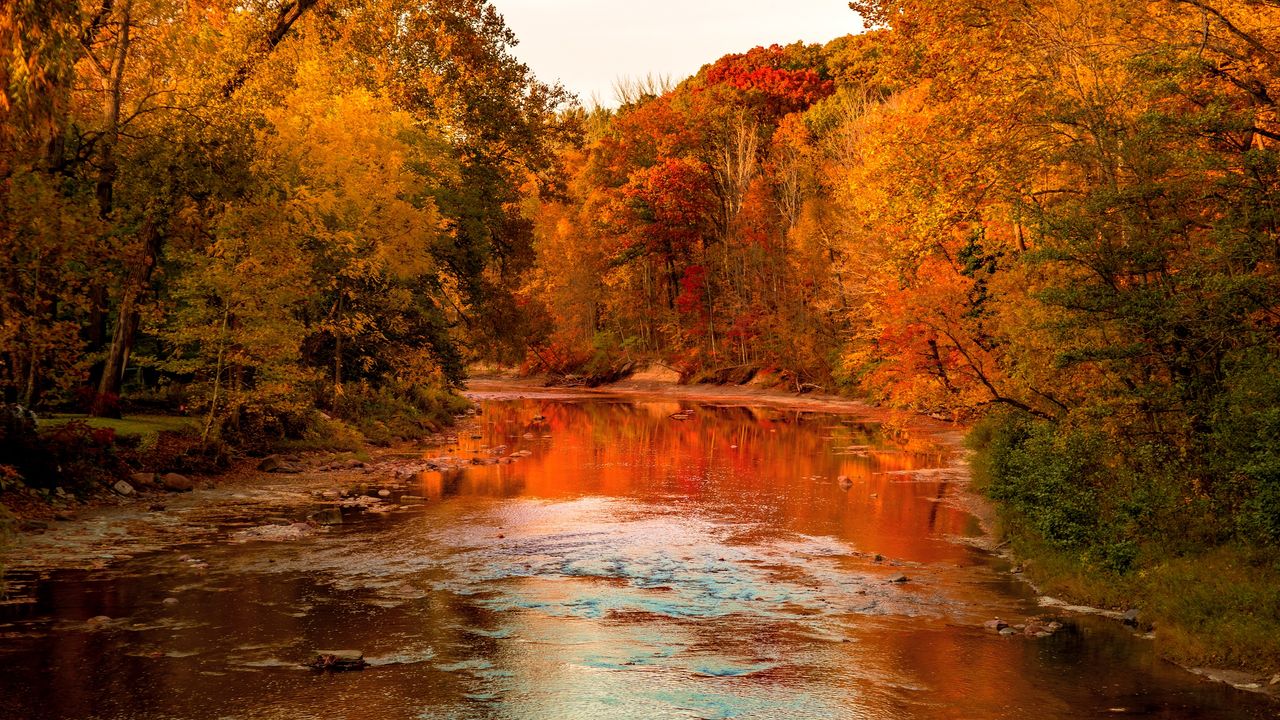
112;480;135;496
161;473;193;492
257;455;304;474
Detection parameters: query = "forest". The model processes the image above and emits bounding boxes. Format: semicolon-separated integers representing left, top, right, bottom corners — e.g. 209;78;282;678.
3;0;1280;673
523;1;1280;667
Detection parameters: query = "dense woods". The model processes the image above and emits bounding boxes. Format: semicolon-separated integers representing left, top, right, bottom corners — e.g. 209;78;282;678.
2;0;573;448
521;1;1280;666
3;0;1280;670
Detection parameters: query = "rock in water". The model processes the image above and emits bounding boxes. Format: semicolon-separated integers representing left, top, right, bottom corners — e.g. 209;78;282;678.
257;455;284;472
838;476;853;490
161;473;194;492
983;619;1008;632
258;455;304;474
1122;608;1140;627
309;508;343;526
887;573;909;584
307;650;367;672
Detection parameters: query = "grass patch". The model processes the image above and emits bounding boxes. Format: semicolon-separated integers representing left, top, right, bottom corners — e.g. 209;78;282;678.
1007;535;1137;609
38;414;198;456
39;414;196;437
1142;546;1280;668
270;414;366;454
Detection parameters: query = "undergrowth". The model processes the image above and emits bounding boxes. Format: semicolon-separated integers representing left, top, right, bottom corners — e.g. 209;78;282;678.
970;409;1280;671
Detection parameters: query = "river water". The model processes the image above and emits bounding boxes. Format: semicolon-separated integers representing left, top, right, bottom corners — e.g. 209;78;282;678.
0;385;1272;719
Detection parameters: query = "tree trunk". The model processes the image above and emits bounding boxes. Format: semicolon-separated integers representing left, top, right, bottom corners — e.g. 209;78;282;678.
93;222;162;416
88;0;133;417
333;293;344;409
202;304;230;444
96;0;131;219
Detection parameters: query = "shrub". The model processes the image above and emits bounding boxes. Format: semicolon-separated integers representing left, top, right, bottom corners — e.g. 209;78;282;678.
36;420;130;488
329;382;469;445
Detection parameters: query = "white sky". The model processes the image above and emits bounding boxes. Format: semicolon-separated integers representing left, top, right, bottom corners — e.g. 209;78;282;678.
490;0;865;106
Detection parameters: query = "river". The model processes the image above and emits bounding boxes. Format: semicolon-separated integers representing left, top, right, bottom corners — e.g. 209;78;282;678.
0;383;1272;719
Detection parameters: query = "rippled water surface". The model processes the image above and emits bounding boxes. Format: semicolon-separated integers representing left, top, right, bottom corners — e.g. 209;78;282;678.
0;386;1272;719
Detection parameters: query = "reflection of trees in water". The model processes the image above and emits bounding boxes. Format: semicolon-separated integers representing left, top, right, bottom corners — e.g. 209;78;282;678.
452;397;970;560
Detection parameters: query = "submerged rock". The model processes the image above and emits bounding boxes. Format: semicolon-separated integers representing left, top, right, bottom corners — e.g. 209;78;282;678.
983;619;1008;632
234;523;315;542
307;650;367;672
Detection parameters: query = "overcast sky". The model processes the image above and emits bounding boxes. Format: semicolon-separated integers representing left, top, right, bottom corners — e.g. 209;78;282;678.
490;1;866;106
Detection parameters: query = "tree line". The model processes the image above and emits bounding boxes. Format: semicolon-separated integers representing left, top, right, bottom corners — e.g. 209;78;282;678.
2;0;574;444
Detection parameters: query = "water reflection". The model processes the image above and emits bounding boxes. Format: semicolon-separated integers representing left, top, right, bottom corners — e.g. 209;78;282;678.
0;391;1271;719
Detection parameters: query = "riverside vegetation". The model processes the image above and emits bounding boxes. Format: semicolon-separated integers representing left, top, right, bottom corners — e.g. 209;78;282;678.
3;0;1280;677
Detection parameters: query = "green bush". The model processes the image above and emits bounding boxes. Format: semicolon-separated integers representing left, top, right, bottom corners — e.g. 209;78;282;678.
971;413;1104;553
330;382;469;445
970;411;1188;574
1206;349;1280;546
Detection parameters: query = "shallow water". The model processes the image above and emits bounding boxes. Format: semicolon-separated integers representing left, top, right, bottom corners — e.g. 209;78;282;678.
0;389;1273;719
